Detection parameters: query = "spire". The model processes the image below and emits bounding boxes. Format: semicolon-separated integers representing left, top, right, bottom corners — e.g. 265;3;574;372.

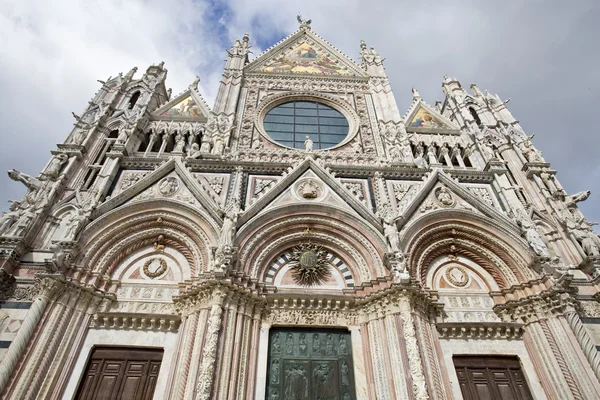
470;83;483;97
360;40;386;77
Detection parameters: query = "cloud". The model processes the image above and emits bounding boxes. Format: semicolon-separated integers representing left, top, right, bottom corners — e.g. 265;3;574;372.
0;0;598;229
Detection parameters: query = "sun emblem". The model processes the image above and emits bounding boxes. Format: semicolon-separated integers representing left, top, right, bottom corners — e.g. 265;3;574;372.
289;242;330;286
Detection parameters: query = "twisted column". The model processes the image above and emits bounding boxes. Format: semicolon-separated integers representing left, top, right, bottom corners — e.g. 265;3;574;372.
0;278;61;394
566;312;600;381
195;290;225;400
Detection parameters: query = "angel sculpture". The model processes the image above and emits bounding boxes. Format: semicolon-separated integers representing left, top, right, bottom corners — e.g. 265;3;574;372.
297;15;312;27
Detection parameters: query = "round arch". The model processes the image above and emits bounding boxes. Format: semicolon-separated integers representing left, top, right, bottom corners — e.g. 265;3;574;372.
75;199;220;280
401;209;536;289
236;204;387;285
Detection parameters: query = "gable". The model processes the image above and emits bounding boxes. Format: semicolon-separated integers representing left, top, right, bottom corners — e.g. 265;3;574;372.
238;158;380;229
404;99;460;134
152;87;211;121
161;95;203;118
93;159;221;223
246;29;367;78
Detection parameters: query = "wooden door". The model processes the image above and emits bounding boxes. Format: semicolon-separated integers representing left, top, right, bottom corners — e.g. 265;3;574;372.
266;328;356;400
453;355;534;400
75;347;163;400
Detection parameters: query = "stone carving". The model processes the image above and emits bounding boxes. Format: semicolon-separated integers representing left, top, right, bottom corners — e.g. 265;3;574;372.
253;178;276;198
445;266;469;287
382;216;400;253
142;258;168;278
516;216;550;257
392;182;418;214
119;171;148;191
173;133;186;153
218;199;242;250
304;136;314;152
569;220;600;257
40;154;69;181
434;186;455;207
343;182;364;202
468;187;494;207
297;179;321;199
0;201;21;236
519;136;543;163
205;176;225;195
157;177;180;196
288;241;330;286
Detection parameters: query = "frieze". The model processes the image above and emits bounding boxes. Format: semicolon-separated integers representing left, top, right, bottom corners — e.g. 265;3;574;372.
436;322;524;340
90;312;180;331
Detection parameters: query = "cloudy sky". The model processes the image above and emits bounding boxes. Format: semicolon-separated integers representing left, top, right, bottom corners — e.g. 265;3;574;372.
0;0;598;228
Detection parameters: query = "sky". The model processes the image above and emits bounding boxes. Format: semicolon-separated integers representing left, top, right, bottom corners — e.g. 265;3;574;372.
0;0;598;229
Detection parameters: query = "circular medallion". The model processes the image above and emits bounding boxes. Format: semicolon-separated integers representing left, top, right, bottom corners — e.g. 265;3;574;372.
300;250;318;268
434;186;455;207
445;266;469;287
143;258;168;279
157;177;180;196
289;242;330;286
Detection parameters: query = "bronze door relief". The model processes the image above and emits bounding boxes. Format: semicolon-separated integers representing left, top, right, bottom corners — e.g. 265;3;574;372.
267;328;355;400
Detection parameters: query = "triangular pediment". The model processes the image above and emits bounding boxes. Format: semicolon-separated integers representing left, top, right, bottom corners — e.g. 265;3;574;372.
152;87;211;122
404;98;460;134
245;29;368;78
396;170;518;234
238;158;380;229
93;159;221;223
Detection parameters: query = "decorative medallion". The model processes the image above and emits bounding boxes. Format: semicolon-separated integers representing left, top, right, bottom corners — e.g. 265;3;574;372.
296;178;322;199
143;258;168;279
157;177;180;196
445;266;469;287
289;242;330;286
434;186;455;207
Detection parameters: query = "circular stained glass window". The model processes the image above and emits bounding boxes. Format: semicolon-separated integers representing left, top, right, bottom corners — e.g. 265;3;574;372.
263;101;349;150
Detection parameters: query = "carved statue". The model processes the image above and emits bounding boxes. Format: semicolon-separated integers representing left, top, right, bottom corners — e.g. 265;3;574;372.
218;200;242;249
47;242;68;272
0;201;21;236
42;154;69;180
187;143;202;159
212;135;224;155
116;128;131;145
304;136;314;152
383;216;400;253
173;134;186;153
519;137;543;163
436;187;454;206
571;222;600;257
200;135;212;153
520;219;550;257
63;211;85;240
297;15;312;27
71;129;87;145
8;206;35;237
190;75;200;90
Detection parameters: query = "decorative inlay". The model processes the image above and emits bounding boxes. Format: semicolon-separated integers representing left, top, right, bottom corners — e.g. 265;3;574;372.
157;176;180;196
289;242;330;286
445;266;469;287
142;258;168;279
434;186;455;207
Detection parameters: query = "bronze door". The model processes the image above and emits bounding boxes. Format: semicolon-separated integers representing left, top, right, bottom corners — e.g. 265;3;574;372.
453;356;534;400
75;346;163;400
266;328;355;400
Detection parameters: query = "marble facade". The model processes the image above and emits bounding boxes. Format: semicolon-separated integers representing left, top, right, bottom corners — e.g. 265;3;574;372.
0;18;600;400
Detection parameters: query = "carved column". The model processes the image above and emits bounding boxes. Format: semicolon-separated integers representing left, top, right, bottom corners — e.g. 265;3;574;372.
398;297;429;400
495;286;600;400
0;277;61;395
5;279;113;400
566;311;600;381
195;288;226;400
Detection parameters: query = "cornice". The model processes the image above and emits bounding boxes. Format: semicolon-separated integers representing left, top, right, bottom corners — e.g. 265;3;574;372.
436;322;524;340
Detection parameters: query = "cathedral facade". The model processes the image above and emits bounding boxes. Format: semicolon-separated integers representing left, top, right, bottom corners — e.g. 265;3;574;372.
1;19;600;400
